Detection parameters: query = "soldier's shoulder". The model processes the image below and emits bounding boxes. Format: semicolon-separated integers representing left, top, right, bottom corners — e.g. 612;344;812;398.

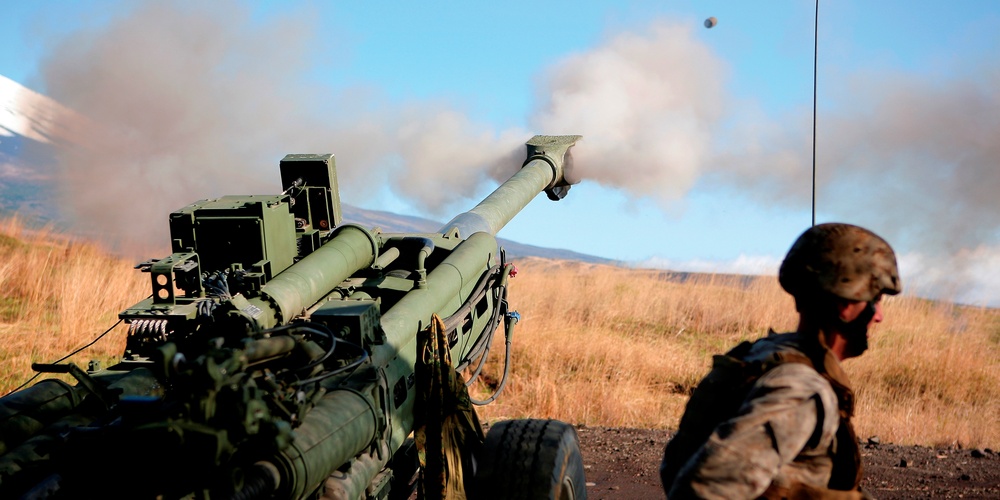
742;331;811;364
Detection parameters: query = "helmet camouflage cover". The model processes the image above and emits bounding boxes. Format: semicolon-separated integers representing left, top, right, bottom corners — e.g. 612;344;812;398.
779;223;902;303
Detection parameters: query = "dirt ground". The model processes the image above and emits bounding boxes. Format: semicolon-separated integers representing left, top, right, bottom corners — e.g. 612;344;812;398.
577;426;1000;499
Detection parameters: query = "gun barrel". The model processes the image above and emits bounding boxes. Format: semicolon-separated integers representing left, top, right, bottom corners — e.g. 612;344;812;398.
440;135;581;237
248;224;379;329
266;389;378;499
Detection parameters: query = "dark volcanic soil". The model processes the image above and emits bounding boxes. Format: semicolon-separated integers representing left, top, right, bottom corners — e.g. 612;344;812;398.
577;426;1000;499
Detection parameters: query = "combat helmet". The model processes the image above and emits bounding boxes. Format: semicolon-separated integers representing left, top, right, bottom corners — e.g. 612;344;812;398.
779;223;902;303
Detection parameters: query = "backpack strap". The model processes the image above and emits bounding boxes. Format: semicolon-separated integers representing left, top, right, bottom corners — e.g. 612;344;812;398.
660;336;864;497
660;340;815;493
773;340;863;493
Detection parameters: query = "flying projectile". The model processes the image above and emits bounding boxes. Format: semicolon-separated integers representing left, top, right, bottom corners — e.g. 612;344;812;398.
704;17;717;29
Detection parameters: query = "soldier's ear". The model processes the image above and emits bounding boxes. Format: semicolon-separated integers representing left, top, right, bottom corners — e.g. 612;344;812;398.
835;300;869;323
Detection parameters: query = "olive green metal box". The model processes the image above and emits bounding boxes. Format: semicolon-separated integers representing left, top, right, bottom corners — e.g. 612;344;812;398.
168;195;297;280
280;153;342;232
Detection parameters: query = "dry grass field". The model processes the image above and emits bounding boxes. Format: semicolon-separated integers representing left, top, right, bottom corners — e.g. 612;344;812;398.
0;218;147;391
1;220;998;449
474;257;1000;450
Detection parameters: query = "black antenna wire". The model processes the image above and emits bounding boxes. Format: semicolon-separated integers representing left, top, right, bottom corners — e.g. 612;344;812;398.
812;0;819;227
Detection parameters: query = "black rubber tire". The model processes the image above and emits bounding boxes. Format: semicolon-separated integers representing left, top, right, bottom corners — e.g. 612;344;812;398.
475;419;587;500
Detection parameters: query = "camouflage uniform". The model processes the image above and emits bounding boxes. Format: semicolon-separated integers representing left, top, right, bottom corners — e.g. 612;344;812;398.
663;223;901;500
665;331;863;499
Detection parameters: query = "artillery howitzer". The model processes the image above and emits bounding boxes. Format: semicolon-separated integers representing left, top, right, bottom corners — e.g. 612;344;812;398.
0;136;587;499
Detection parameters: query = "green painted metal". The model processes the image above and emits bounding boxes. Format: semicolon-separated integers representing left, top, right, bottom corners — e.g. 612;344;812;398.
271;389;379;498
441;134;581;237
249;224;379;328
0;135;581;499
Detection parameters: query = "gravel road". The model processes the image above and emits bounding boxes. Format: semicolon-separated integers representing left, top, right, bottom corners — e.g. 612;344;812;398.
577;426;1000;499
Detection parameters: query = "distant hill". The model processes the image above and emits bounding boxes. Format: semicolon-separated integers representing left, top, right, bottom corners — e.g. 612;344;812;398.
0;75;64;221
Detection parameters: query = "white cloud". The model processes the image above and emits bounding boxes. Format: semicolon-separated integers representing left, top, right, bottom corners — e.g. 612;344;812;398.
899;247;1000;307
634;249;1000;308
632;253;781;277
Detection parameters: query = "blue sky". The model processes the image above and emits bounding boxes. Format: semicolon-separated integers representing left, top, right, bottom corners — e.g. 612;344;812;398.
2;1;1000;305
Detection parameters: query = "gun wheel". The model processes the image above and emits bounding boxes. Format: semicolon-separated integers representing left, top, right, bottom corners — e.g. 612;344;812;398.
475;418;587;500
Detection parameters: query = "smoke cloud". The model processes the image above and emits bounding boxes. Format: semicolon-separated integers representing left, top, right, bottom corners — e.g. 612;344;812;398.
41;2;321;249
713;70;1000;254
532;21;728;202
38;1;516;251
699;67;1000;305
39;8;732;252
34;3;1000;302
523;20;1000;303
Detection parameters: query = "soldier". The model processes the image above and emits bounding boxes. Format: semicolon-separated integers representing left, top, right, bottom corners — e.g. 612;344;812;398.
660;223;902;499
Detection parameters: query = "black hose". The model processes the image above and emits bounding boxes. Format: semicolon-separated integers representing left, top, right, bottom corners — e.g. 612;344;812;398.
4;318;126;397
469;310;517;406
292;347;369;386
459;263;513;382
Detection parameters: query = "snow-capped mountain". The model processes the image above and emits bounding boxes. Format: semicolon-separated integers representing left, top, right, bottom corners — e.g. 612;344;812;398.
0;75;70;219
